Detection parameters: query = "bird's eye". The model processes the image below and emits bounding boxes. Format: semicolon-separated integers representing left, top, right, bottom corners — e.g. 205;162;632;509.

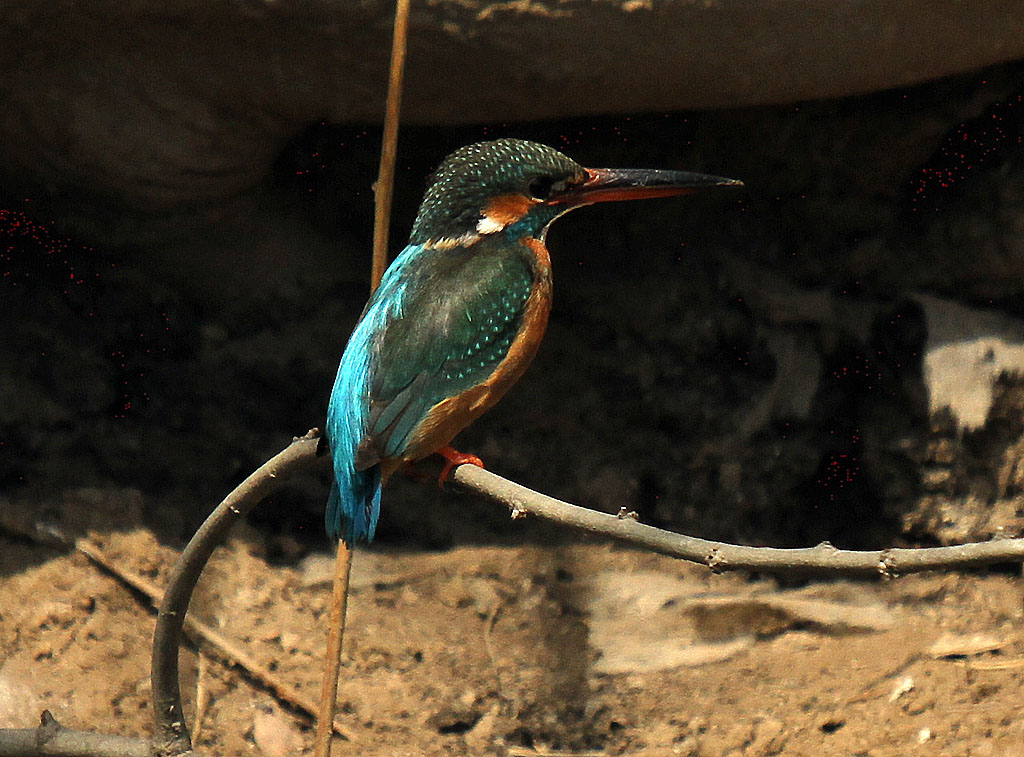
527;176;555;200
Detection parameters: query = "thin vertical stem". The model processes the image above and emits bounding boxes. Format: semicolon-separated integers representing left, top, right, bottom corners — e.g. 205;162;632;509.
371;0;412;290
312;540;354;757
316;0;412;753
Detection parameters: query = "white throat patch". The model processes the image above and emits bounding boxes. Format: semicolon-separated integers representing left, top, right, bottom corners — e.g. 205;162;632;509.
476;213;507;235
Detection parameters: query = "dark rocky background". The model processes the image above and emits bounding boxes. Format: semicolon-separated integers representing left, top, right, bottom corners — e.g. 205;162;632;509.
4;1;1024;557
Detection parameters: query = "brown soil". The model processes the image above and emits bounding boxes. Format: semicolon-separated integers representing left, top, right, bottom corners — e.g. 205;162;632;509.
2;493;1023;756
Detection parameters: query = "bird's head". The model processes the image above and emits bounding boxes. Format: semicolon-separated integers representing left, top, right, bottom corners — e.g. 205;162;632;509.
408;138;742;249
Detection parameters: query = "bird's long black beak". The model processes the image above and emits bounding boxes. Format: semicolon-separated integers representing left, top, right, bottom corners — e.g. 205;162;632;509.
550;167;743;207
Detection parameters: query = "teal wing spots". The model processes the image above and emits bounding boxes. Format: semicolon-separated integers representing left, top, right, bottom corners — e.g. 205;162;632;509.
439;285;527;383
358;240;536;466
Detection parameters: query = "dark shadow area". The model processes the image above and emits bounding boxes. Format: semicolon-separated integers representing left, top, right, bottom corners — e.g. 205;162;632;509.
5;64;1024;573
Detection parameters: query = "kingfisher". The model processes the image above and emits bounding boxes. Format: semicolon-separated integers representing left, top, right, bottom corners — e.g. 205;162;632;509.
325;138;742;543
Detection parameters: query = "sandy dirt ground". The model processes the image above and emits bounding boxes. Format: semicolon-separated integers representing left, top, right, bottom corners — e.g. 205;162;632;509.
2;490;1023;757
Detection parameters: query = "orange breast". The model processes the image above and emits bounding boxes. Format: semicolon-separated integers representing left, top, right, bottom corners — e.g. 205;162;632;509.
398;236;553;466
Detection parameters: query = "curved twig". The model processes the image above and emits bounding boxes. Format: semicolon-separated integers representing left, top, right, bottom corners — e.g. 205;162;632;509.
74;537;349;741
150;430;322;756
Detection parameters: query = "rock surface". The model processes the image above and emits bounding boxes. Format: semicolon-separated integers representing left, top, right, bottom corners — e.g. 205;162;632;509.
2;1;1024;221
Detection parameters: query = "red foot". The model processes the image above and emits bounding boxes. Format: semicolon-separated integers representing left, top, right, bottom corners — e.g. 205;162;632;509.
436;445;485;488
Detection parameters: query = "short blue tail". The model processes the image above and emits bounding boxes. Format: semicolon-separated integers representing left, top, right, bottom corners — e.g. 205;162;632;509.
325;465;382;544
325;360;383;543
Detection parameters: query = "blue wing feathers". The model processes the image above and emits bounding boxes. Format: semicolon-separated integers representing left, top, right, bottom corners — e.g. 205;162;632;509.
325;314;383;543
324;251;414;543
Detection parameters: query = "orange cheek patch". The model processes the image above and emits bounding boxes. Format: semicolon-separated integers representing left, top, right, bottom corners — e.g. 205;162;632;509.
480;194;536;231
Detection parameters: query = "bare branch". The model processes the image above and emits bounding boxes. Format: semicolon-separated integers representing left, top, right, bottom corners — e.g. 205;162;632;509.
313;540;354;757
449;464;1024;576
0;711;150;757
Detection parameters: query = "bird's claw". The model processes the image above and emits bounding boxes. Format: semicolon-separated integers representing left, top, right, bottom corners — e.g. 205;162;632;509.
436;446;485;488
